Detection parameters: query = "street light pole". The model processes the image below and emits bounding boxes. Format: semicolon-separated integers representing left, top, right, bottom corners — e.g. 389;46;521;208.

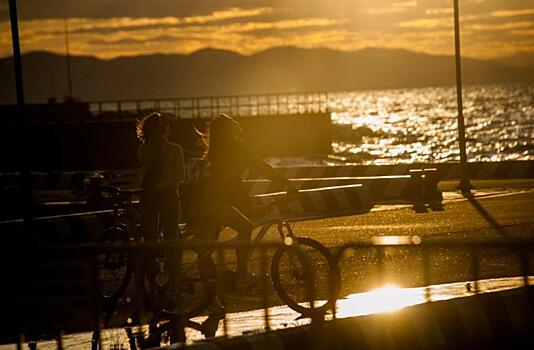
453;0;472;194
8;0;34;235
64;16;73;98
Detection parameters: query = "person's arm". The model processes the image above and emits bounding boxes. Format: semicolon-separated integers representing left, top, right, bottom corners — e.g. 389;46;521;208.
243;144;297;193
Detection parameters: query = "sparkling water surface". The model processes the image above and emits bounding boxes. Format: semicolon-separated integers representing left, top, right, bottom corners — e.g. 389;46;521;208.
276;83;534;166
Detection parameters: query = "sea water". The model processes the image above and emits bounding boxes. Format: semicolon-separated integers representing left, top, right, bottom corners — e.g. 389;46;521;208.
268;82;534;166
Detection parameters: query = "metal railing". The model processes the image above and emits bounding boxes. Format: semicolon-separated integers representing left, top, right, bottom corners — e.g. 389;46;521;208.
88;91;330;120
5;237;533;349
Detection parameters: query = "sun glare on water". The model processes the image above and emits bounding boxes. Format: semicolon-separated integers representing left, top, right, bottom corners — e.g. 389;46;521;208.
336;284;425;318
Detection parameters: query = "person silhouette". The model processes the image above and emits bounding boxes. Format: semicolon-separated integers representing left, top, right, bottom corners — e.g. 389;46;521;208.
197;113;296;285
136;112;185;242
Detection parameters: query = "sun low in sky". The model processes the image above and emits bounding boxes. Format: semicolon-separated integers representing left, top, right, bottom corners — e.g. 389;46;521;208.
0;0;533;60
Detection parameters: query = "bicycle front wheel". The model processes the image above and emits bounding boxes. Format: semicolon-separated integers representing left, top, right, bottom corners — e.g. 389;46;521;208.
142;248;218;320
96;225;133;302
271;237;341;316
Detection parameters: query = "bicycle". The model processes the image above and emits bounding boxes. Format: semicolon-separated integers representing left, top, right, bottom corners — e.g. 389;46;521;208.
95;185;218;321
98;183;344;316
250;191;343;316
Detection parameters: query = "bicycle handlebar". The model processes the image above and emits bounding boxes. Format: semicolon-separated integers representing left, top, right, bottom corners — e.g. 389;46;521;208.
100;185;142;202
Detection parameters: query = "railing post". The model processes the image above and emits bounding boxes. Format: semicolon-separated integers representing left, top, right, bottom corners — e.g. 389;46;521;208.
469;246;480;294
422;246;432;302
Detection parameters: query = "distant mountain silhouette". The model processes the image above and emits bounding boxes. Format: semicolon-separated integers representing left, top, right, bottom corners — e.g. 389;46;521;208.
495;52;534;68
1;47;533;104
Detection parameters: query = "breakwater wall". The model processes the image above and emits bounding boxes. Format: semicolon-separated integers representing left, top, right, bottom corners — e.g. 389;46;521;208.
1;112;331;171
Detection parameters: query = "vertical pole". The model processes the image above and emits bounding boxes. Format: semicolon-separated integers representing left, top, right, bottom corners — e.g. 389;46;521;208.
9;0;34;236
64;17;73;98
453;0;472;193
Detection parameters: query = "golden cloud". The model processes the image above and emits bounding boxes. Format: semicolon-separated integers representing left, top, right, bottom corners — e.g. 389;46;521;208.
425;8;453;16
509;29;534;36
490;9;534;18
1;4;532;60
1;7;274;37
397;17;452;29
467;21;533;31
367;0;417;15
401;6;534;30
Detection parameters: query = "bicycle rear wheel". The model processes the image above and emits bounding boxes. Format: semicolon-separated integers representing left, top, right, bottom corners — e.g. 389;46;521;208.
142;248;218;320
271;237;341;316
96;226;133;301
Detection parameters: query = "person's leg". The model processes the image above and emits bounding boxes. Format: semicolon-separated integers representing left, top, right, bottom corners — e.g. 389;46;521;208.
207;203;253;276
141;193;159;242
158;191;181;281
137;193;159;325
160;191;180;241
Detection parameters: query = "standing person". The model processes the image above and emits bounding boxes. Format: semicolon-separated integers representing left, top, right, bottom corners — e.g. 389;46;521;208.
199;113;296;287
136;112;186;345
136;112;185;242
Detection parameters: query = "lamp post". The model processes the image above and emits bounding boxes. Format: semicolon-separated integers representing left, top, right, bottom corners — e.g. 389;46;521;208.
453;0;472;194
64;16;73;98
8;0;34;235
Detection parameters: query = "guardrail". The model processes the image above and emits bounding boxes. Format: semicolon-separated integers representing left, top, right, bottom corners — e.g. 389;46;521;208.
88;92;330;120
0;167;442;221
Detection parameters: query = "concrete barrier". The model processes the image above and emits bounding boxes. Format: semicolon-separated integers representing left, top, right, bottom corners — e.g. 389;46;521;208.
1;113;331;171
155;286;533;349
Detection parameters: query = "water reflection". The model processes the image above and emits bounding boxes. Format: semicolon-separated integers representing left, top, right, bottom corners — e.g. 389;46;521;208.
329;83;534;164
336;284;424;317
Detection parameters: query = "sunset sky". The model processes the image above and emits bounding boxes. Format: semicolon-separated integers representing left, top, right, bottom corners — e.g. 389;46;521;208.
1;0;533;60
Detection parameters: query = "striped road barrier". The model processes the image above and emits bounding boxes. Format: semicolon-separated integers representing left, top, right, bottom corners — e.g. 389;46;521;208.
245;160;534;180
153;286;533;349
0;169;139;192
2;160;531;194
0;210;115;244
0;184;374;244
246;170;442;206
1;171;92;191
253;184;374;225
104;160;533;184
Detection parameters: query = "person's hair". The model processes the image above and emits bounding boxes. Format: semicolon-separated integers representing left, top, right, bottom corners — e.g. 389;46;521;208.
206;113;243;160
194;126;209;158
136;112;165;143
